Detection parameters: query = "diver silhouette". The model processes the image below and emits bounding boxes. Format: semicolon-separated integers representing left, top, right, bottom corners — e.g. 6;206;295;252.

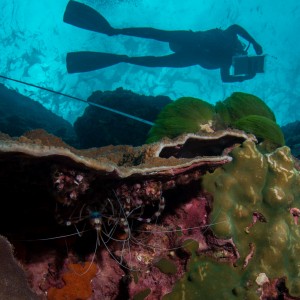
64;0;264;82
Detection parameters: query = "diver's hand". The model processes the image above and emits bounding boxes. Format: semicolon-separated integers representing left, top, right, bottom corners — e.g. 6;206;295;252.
253;42;263;55
236;71;256;82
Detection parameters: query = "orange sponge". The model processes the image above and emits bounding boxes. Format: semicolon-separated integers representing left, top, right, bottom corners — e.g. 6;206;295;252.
47;262;97;300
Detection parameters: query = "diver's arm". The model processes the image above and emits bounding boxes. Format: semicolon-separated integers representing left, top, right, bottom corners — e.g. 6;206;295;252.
220;66;256;83
226;24;263;55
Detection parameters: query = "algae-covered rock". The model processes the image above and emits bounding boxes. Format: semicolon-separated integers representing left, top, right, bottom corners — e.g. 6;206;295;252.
164;141;300;299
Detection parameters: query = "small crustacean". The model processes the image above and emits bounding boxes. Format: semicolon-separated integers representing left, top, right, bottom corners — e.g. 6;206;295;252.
52;169;169;268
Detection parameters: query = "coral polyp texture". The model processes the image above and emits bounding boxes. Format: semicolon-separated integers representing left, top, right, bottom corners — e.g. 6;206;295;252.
165;140;300;299
0;129;299;299
148;92;285;148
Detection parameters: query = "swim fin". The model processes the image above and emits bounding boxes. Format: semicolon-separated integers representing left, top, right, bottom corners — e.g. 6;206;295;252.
63;0;114;35
66;52;128;73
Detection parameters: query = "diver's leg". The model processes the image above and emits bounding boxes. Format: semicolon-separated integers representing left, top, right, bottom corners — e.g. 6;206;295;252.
125;53;196;68
67;52;129;73
66;52;196;73
64;1;196;43
113;27;194;44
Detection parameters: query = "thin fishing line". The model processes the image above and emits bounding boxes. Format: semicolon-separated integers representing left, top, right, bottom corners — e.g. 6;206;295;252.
0;74;154;126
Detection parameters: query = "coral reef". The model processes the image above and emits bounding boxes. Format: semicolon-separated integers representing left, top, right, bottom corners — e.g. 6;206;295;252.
165;140;300;299
0;129;299;299
148;92;285;148
0;128;252;299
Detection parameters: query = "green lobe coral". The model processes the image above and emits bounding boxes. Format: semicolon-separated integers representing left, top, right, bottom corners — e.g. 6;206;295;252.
164;141;300;299
204;141;300;296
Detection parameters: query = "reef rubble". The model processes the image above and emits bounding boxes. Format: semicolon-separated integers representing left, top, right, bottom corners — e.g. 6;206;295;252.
0;129;299;300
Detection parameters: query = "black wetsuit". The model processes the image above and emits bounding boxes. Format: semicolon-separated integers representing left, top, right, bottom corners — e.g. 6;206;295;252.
113;24;263;82
64;1;263;82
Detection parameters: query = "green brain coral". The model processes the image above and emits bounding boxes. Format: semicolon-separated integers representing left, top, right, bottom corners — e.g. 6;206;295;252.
164;141;300;299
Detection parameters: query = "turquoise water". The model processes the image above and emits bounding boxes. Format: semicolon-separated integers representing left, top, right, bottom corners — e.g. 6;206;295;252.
0;0;299;126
